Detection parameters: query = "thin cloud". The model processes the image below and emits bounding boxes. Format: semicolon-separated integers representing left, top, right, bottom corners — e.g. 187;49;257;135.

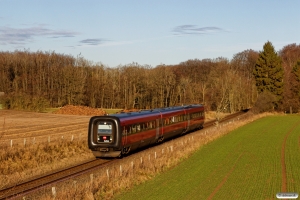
173;25;224;35
0;25;79;45
79;38;110;46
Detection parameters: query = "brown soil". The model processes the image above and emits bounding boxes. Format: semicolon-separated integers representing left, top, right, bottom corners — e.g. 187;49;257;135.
0;110;91;144
53;105;107;116
281;120;300;192
206;153;243;200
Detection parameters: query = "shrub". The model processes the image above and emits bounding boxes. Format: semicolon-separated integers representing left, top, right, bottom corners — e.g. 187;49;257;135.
252;91;277;113
0;93;49;112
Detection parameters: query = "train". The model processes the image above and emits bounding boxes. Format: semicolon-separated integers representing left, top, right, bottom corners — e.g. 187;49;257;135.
88;104;205;158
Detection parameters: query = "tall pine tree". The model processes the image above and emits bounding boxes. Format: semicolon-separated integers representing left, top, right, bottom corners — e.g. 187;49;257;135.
253;41;284;109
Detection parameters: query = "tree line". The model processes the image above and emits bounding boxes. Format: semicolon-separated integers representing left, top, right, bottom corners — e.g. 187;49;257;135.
0;42;300;113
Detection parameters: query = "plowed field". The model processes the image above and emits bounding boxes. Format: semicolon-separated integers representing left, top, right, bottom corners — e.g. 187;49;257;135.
0;108;96;147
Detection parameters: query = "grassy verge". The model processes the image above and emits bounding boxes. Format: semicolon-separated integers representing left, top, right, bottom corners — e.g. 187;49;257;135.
44;107;60;113
113;115;300;200
0;140;94;189
104;109;123;114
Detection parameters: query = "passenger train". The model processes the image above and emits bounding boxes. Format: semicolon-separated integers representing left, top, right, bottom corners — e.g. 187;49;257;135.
88;104;205;157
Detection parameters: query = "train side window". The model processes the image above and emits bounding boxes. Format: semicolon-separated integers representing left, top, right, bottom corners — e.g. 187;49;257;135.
172;116;178;123
132;124;136;133
180;115;184;121
127;126;131;134
171;116;175;123
165;118;170;125
140;123;144;131
149;121;153;129
136;124;141;132
143;122;148;130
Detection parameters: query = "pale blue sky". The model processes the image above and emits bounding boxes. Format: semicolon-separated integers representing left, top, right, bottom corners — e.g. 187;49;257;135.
1;0;299;67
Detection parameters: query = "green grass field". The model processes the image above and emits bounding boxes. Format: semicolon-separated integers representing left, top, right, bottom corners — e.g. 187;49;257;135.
114;115;300;200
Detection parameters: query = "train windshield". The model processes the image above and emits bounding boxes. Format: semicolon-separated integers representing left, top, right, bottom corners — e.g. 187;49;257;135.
98;122;112;134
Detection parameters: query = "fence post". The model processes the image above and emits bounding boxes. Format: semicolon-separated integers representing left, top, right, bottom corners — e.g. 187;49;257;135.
52;187;56;198
90;174;93;183
106;169;109;180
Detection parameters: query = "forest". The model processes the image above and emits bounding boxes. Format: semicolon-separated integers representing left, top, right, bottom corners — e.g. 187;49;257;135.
0;42;300;114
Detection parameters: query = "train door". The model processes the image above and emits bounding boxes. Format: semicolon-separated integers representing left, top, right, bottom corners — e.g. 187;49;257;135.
156;113;164;143
186;113;191;132
155;119;160;139
122;126;128;147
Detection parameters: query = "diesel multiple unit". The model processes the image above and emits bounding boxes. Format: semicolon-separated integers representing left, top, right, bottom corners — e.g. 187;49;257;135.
88;104;205;157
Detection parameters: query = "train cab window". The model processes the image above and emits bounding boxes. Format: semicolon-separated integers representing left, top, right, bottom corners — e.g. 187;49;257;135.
98;122;112;134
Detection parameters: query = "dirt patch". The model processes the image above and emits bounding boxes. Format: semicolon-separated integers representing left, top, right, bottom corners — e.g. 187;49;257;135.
281;120;300;192
53;105;107;116
207;153;243;200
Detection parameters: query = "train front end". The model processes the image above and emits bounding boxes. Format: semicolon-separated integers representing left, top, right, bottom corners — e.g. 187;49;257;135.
88;116;122;157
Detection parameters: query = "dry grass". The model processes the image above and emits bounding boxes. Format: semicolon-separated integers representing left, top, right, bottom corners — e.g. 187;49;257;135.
22;111;274;200
0;139;94;189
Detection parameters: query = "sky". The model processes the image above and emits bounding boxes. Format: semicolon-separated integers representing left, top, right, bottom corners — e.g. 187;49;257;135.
1;0;299;67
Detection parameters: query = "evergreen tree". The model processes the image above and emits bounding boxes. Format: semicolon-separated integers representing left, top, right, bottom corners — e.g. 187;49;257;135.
292;60;300;99
253;41;284;108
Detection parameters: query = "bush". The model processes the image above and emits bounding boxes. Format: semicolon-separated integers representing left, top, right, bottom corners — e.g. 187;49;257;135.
1;93;49;112
252;91;277;113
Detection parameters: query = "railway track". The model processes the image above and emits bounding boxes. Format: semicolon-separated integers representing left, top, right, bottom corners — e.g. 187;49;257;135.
0;110;249;199
0;159;115;199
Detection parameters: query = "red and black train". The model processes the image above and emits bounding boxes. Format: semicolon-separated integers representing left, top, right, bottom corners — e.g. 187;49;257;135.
88;104;205;157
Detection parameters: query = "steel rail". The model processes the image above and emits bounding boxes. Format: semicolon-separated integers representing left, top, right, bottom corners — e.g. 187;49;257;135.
0;159;115;199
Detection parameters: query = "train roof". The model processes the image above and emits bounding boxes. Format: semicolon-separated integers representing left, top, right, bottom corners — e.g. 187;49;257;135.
108;104;204;119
